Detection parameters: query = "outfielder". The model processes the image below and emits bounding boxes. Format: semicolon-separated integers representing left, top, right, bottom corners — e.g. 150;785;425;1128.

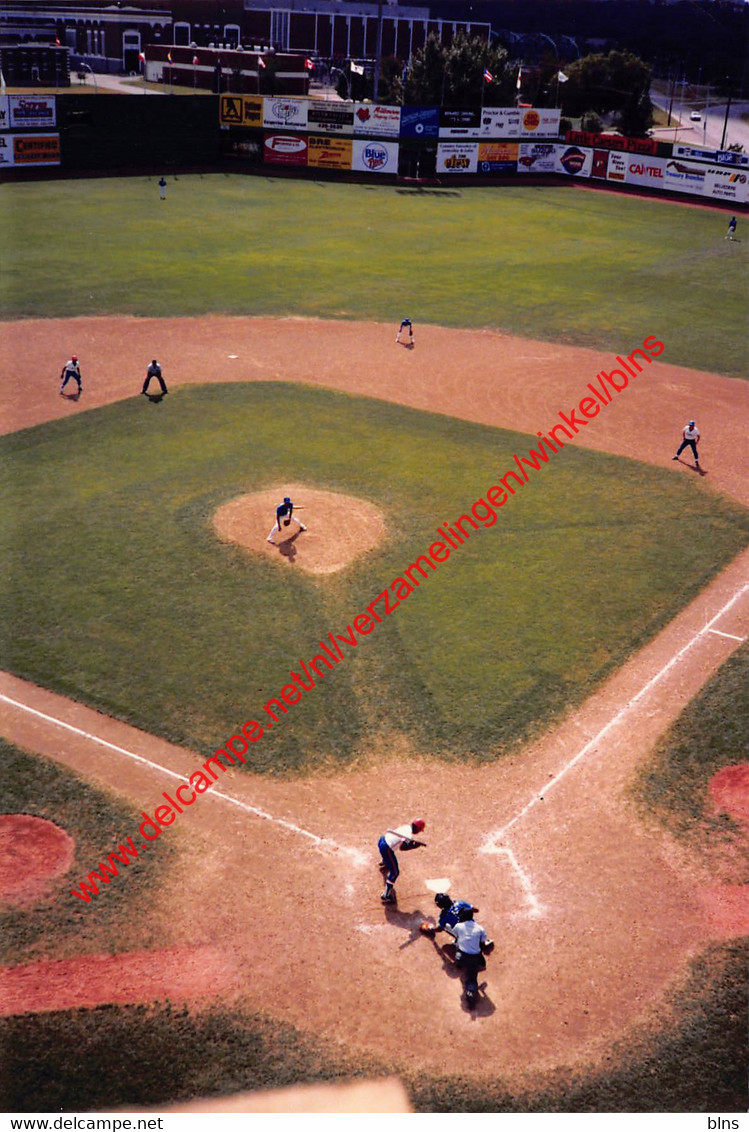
267;496;307;544
377;819;426;903
59;355;82;395
673;420;701;468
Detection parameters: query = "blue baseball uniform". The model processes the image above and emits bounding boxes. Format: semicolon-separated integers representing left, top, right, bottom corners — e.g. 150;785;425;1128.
437;900;474;932
267;496;307;543
396;317;414;344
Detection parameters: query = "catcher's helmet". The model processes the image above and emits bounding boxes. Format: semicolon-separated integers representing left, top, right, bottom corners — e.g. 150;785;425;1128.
434;892;452;910
412;818;425;834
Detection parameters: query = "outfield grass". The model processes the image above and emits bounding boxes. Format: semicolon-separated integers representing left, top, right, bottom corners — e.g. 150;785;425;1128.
634;641;749;876
2;384;747;773
1;939;745;1111
0;742;170;965
1;176;746;376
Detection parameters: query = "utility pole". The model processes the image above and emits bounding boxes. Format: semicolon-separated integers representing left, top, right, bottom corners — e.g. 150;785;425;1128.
720;83;732;150
373;1;383;103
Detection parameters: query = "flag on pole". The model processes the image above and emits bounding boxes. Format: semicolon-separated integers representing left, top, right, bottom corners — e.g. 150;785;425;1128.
304;58;314;71
0;69;6;95
483;68;494;83
55;36;61;47
557;71;569;83
138;52;146;68
516;65;522;90
258;55;266;69
350;61;365;76
193;55;199;66
167;51;173;64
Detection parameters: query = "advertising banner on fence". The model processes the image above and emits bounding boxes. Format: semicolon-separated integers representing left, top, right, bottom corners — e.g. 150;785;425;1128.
12;134;61;165
663;158;707;195
702;166;749;203
480;107;560;139
567;130;661;156
400;106;439;138
439;108;481;138
307;101;354;135
0;96;9;131
219;95;263;127
477;141;518;173
555;145;593;177
307;135;352;169
263;97;308;132
624;155;667;189
674;144;749;168
9;94;56;129
437;141;478;173
0;133;15;165
591;149;609;180
353;102;400;137
263;133;308;165
517;142;556;173
606;151;627;183
352;138;397;173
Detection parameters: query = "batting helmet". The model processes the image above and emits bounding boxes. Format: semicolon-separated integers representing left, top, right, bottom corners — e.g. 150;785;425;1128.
71;355;78;362
412;819;426;833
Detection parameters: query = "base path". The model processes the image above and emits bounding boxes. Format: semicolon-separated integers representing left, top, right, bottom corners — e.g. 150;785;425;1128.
0;316;747;1087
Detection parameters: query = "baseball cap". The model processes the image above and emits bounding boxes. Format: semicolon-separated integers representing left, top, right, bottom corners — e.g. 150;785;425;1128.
689;420;695;427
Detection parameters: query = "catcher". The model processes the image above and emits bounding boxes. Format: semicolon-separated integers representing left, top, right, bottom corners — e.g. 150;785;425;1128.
446;905;494;1008
378;819;426;903
267;495;307;544
419;892;478;938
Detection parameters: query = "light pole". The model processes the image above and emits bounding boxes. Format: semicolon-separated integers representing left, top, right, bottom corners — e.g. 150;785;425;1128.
78;61;98;94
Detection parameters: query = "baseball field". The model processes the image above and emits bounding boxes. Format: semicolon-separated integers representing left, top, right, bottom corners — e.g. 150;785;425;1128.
0;174;747;1114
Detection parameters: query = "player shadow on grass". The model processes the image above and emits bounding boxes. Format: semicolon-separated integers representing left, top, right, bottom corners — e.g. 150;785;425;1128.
673;456;708;477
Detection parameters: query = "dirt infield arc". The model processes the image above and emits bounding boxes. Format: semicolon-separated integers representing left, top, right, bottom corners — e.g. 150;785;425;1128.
0;317;748;1088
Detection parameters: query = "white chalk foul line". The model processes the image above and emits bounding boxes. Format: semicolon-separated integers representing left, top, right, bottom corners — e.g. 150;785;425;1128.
708;628;746;643
0;692;367;867
482;580;749;852
488;846;544;918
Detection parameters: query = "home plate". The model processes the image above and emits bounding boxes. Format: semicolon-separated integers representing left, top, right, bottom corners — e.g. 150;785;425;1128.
424;877;451;893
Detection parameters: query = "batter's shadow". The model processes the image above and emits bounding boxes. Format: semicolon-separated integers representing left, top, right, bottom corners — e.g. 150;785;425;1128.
383;903;432;950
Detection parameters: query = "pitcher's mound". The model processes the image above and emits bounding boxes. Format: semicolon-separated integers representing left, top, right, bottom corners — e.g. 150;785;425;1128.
213;483;386;575
0;814;75;906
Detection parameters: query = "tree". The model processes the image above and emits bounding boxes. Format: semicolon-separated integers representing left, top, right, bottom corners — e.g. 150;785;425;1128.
560;50;653;136
402;32;515;107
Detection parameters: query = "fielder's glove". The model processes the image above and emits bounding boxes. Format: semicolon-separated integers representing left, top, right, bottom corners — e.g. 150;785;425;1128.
419;922;436;937
283;518;291;527
400;839;422;851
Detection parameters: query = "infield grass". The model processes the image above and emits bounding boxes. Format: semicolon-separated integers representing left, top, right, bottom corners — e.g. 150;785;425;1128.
2;383;747;773
1;175;747;376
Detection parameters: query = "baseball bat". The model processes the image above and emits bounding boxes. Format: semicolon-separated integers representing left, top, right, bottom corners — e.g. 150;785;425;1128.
386;830;427;847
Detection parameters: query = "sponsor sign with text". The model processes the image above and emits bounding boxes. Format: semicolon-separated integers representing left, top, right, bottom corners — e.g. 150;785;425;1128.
262;97;308;131
606;151;627;182
439;107;481;138
307;135;353;169
555;145;593;177
353;102;400;137
702;166;749;203
477;141;518;173
263;133;308;165
12;134;60;165
437;141;478;173
399;106;439;138
307;101;354;135
219;95;263;127
9;94;56;129
517;142;556;173
352;138;397;173
673;144;749;168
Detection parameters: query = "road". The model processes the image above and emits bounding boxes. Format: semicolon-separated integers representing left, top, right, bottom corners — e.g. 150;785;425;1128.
651;86;749;152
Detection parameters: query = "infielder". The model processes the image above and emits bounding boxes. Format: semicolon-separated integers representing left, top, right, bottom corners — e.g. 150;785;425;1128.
446;904;494;1007
142;359;169;396
267;496;307;543
395;317;414;345
673;420;701;468
59;355;82;395
377;819;426;903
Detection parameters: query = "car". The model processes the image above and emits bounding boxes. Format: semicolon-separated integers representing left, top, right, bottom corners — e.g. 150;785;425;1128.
690;111;702;122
